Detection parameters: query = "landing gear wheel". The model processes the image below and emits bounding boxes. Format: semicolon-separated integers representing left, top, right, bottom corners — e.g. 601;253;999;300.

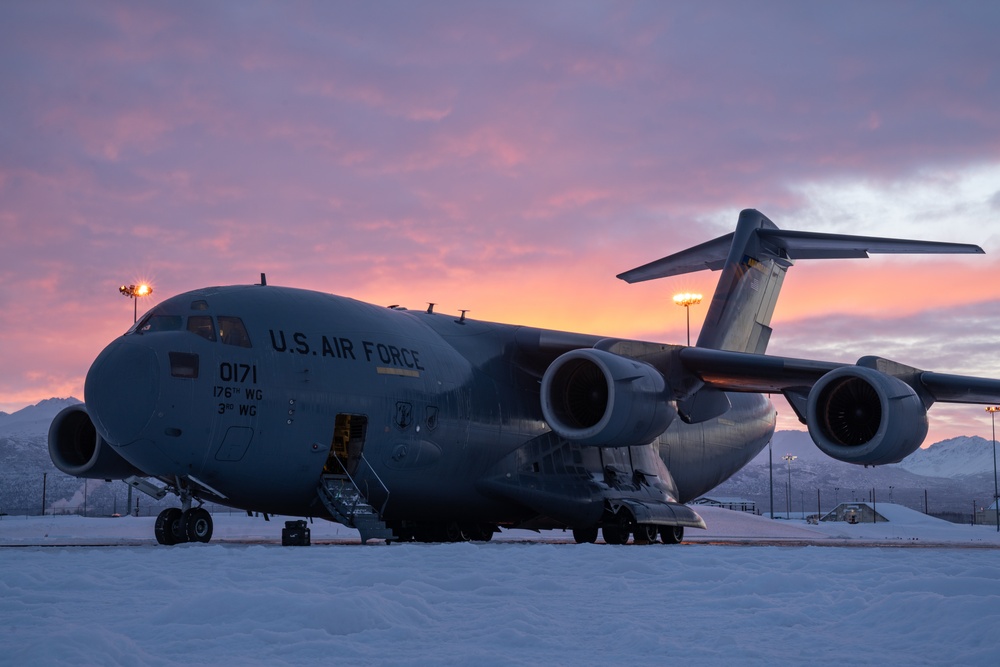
445;522;463;543
602;509;635;545
634;524;659;544
155;508;183;545
183;507;214;543
660;525;684;544
572;525;599;544
461;524;495;542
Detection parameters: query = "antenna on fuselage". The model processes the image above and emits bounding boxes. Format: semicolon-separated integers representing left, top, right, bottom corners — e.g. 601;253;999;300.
259;273;267;286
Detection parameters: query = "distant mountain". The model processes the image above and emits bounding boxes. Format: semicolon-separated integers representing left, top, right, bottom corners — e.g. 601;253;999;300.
0;397;81;434
747;430;998;478
748;430;829;464
714;429;998;516
895;436;998;478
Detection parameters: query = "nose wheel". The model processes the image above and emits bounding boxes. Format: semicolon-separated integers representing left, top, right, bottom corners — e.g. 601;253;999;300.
154;507;214;545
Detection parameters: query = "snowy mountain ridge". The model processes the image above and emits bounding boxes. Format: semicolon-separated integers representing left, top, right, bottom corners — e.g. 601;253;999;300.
0;397;81;435
895;436;998;478
747;429;998;478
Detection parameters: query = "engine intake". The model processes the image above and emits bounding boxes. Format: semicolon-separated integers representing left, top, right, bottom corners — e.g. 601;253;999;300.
807;366;928;465
541;348;676;447
48;405;144;479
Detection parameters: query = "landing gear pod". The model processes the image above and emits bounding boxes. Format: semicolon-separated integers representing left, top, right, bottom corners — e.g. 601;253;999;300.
541;348;676;447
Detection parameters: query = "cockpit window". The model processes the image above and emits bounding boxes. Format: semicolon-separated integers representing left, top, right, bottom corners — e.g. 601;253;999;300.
187;315;216;342
135;313;183;334
218;316;252;347
190;300;209;311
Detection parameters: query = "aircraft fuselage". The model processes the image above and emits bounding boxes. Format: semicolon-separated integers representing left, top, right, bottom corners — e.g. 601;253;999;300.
82;284;774;529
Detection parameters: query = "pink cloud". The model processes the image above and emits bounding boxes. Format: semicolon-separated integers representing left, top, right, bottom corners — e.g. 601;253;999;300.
2;1;1000;440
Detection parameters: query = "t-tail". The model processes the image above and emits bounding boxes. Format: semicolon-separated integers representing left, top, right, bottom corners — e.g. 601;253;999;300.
617;208;983;353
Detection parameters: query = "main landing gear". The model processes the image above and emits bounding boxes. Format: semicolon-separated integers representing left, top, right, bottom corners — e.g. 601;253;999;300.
573;508;685;545
154;507;214;545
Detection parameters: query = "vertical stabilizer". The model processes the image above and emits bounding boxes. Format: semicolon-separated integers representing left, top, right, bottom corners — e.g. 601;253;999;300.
616;208;983;354
695;209;787;353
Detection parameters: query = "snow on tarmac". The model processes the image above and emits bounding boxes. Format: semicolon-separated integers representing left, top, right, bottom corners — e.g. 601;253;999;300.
2;510;999;666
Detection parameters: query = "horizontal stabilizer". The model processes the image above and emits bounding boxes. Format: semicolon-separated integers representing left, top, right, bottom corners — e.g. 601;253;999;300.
616;233;734;282
617;222;983;284
756;229;984;260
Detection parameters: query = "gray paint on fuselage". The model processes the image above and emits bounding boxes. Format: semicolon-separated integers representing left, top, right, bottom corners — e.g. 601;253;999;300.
657;392;775;503
90;283;771;522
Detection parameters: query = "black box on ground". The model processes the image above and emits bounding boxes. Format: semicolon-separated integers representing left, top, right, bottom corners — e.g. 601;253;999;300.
281;520;311;546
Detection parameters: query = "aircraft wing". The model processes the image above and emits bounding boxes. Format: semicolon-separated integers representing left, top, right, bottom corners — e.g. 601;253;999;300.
920;372;1000;404
678;346;844;392
679;346;1000;404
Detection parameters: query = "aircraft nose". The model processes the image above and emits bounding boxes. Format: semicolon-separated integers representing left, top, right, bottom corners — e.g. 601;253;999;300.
84;339;160;446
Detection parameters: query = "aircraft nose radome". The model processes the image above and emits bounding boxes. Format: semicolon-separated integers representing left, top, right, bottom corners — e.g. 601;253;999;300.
84;340;160;446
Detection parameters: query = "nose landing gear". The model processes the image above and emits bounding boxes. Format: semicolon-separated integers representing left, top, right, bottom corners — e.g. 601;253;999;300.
154;507;215;545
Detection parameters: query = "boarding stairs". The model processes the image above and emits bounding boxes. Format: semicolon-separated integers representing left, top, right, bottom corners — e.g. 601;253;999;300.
317;455;395;544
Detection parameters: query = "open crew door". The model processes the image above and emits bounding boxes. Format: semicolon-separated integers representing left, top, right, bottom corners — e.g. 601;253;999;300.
323;413;368;477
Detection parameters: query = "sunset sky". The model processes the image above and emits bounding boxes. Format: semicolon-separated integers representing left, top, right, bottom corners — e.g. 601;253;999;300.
2;2;999;445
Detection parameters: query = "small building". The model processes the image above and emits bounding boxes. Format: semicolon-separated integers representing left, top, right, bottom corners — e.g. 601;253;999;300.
820;502;888;524
975;499;999;526
692;496;758;514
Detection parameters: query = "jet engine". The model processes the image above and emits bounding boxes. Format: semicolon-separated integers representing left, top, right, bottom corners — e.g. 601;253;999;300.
540;348;676;447
48;404;144;479
806;366;928;465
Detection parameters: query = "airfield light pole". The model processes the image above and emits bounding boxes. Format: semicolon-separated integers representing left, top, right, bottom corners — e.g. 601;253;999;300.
768;440;774;520
119;283;153;519
119;283;153;323
782;454;796;519
987;406;1000;532
673;293;703;346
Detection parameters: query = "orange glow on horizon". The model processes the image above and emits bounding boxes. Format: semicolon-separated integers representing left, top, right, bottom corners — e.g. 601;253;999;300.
774;259;1000;322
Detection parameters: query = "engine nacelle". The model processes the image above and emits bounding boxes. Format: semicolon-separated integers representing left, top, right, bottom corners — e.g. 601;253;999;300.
48;405;144;480
806;366;928;465
540;348;676;447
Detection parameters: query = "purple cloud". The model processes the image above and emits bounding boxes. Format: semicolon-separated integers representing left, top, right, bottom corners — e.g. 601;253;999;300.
2;1;999;426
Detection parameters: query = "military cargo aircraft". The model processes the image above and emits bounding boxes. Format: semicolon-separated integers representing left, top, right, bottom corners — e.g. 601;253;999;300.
49;209;1000;545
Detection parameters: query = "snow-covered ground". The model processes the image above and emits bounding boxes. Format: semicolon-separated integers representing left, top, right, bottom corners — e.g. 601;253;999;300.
2;508;999;666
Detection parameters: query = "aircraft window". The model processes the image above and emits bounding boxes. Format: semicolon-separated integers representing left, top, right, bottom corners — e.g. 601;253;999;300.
190;300;210;311
218;316;252;348
187;316;216;342
169;352;199;379
136;313;183;334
